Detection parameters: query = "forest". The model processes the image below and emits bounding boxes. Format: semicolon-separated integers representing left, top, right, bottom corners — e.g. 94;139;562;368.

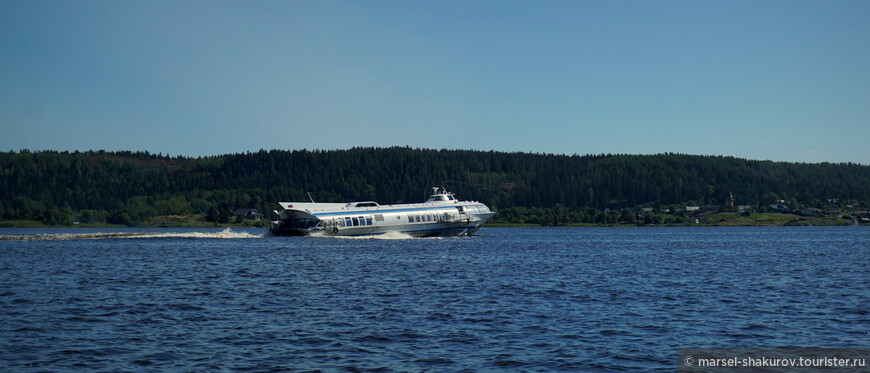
1;147;869;226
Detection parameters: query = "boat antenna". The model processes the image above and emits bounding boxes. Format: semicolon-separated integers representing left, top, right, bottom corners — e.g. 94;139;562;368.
307;192;315;203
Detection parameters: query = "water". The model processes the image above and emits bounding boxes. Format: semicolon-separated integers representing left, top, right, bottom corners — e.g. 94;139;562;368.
1;227;867;372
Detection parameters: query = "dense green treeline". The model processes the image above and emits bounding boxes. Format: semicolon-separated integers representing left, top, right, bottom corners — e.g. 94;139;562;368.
1;148;869;226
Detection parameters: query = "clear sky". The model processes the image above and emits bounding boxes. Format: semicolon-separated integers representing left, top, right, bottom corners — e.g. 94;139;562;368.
1;1;868;163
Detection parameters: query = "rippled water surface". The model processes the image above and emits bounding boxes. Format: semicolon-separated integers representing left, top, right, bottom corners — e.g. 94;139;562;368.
1;227;868;371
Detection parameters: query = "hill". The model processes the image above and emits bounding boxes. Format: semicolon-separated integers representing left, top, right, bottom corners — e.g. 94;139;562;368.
1;148;868;226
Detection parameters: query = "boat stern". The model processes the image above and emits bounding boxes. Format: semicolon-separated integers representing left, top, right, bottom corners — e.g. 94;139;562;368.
269;205;322;236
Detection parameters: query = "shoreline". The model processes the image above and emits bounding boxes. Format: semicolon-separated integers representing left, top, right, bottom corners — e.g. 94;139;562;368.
1;212;864;229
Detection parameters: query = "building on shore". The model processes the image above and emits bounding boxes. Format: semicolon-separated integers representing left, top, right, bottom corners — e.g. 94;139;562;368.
233;208;263;220
722;191;738;212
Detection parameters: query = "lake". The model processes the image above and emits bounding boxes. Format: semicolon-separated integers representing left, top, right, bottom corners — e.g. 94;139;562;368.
1;227;867;371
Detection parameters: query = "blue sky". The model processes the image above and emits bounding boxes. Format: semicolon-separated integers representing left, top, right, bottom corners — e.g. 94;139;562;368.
1;1;868;163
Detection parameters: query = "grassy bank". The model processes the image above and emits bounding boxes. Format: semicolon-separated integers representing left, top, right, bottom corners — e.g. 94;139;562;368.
701;212;854;226
488;212;862;228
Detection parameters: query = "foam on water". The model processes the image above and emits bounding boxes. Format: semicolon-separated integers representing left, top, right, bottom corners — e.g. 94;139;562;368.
0;228;262;241
310;230;419;240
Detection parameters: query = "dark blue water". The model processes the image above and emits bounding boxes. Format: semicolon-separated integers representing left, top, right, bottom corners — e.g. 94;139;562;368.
1;227;868;371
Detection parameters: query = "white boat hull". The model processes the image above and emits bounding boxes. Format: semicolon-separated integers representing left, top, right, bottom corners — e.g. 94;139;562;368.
269;216;491;237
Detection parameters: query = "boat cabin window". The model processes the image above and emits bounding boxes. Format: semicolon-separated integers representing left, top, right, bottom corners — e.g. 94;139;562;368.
352;217;359;226
415;215;421;222
355;202;379;208
408;215;413;223
345;217;352;226
365;216;373;225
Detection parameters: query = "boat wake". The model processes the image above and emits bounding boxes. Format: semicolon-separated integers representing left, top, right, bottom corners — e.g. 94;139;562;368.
309;230;421;240
0;228;262;241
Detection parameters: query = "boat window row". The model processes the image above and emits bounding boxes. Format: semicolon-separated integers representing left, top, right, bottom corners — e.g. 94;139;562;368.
340;216;373;227
408;212;450;223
